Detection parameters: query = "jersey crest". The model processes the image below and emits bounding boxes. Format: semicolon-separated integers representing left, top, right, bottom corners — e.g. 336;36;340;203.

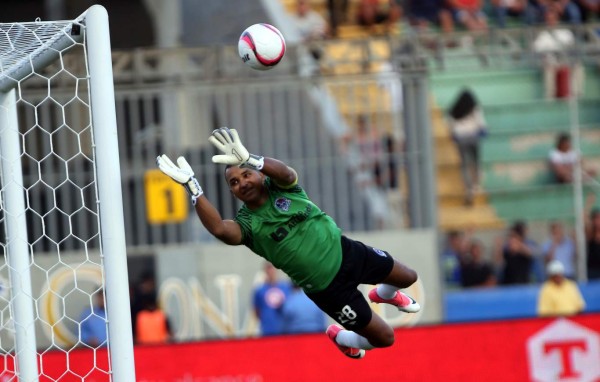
274;197;291;212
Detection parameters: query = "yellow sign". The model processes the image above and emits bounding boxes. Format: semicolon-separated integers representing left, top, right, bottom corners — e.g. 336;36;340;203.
144;169;189;224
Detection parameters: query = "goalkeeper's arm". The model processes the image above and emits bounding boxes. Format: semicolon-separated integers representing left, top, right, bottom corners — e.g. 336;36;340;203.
193;196;242;245
260;157;298;189
156;154;242;245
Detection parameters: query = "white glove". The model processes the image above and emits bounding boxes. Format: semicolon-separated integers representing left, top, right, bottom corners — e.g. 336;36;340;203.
156;154;203;205
208;127;264;170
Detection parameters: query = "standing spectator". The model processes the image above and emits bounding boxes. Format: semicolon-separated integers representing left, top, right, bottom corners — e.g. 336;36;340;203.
512;220;544;282
548;132;596;184
537;260;585;316
441;230;468;286
495;228;534;285
541;221;577;279
79;288;107;348
253;262;291;336
327;0;349;37
135;292;172;345
586;193;600;279
290;0;329;62
282;283;327;334
460;239;497;288
447;0;488;32
345;114;385;188
356;0;403;34
405;0;454;34
448;89;487;206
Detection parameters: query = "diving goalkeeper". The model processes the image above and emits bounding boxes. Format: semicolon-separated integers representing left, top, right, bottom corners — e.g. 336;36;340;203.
157;127;420;359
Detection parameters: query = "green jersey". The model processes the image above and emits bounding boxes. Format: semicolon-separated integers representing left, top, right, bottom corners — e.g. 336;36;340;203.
234;177;342;292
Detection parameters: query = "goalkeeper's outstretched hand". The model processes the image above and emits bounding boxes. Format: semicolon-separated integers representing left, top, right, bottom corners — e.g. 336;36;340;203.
208;127;264;170
156;154;203;204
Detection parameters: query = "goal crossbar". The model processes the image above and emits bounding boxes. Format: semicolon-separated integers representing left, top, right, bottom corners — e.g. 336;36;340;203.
0;16;84;92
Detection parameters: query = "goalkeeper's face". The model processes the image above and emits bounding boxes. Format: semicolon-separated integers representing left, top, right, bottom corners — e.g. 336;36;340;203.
225;166;265;204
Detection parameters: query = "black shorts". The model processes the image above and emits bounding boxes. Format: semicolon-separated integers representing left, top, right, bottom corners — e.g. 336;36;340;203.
306;235;394;330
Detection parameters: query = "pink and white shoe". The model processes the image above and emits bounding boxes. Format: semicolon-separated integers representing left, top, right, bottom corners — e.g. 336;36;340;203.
368;288;421;313
326;324;365;359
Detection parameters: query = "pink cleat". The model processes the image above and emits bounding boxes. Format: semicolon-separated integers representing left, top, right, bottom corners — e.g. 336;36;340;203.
368;288;421;313
326;324;365;359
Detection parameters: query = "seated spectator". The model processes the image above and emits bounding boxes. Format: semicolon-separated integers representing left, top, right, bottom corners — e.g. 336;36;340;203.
537;260;585;317
135;292;172;345
495;227;534;285
441;230;468;286
135;293;172;345
490;0;531;27
573;0;600;22
291;0;329;61
79;288;107;348
282;283;327;334
446;0;488;32
356;0;403;34
405;0;454;34
541;221;576;279
548;132;596;184
586;193;600;279
533;8;575;53
460;239;497;288
529;0;582;25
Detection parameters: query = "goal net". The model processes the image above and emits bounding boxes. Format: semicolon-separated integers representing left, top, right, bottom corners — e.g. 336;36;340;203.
0;6;135;381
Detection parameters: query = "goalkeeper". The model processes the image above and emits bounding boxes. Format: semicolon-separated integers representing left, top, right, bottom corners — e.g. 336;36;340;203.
157;127;420;359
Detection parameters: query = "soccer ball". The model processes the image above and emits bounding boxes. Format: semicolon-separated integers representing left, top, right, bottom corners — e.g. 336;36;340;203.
238;23;286;71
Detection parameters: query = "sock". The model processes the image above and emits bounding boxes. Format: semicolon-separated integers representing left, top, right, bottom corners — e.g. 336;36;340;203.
376;284;398;299
336;330;375;350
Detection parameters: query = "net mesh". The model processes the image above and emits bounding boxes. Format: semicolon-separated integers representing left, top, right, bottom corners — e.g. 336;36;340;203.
0;17;112;381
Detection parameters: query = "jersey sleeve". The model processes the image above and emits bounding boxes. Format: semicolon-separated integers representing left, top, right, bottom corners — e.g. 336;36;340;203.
265;176;304;194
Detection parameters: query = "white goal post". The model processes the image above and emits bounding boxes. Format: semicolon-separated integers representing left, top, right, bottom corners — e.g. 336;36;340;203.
0;5;135;381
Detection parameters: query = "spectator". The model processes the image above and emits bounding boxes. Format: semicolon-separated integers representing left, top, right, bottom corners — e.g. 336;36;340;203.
405;0;454;34
537;260;585;316
541;221;577;279
446;0;488;32
495;227;534;285
573;0;600;22
448;89;488;206
79;288;107;348
490;0;531;27
291;0;329;61
282;283;327;334
135;292;172;345
548;132;596;184
533;8;576;53
460;239;497;288
586;193;600;279
356;0;403;34
441;230;468;286
344;114;385;188
512;220;544;282
253;262;291;336
529;0;582;25
327;0;349;37
130;270;157;338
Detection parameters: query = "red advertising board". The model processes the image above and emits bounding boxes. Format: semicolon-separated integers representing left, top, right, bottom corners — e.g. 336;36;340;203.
2;314;599;382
